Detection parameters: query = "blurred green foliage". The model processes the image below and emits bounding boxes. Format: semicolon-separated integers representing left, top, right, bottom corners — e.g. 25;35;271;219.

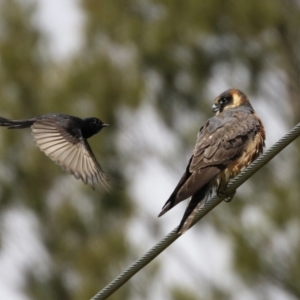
0;0;300;299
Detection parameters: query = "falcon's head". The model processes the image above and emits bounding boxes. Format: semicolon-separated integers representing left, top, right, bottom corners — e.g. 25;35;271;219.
212;89;252;114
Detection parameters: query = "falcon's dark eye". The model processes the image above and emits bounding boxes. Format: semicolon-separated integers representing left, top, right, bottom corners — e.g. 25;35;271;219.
220;97;229;105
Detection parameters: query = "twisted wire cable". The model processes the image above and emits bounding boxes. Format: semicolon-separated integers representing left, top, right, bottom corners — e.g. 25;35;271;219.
91;122;300;300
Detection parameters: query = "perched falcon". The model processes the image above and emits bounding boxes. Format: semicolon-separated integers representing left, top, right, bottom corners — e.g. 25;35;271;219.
158;89;265;234
0;113;109;189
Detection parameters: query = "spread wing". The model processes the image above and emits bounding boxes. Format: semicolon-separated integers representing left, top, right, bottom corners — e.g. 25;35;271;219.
31;119;109;189
159;109;258;216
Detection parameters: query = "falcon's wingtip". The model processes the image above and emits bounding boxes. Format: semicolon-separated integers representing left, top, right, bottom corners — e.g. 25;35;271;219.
158;202;171;217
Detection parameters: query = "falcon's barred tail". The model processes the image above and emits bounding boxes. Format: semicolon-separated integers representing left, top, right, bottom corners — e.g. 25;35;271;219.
177;183;210;234
0;117;36;129
158;171;191;217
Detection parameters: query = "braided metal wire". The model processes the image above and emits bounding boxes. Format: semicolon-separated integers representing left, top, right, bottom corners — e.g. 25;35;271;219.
91;122;300;300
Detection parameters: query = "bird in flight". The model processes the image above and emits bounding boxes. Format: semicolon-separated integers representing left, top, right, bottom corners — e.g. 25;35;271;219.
159;89;266;234
0;113;109;189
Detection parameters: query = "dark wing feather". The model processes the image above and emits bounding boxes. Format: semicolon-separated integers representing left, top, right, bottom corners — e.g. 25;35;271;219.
159;110;253;216
31;119;109;189
158;158;192;217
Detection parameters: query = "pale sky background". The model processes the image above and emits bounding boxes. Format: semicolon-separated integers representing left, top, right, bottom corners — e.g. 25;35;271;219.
0;1;293;300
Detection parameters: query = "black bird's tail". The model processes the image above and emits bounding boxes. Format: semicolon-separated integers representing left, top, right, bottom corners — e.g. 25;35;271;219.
177;182;210;234
0;117;36;129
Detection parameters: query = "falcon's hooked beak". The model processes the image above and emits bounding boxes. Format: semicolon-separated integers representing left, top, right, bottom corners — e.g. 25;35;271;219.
212;104;219;113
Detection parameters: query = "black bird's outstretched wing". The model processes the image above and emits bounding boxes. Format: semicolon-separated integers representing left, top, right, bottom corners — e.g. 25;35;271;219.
32;119;109;189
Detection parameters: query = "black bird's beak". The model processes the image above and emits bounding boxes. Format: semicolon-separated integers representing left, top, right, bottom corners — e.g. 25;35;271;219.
212;104;219;113
102;123;109;127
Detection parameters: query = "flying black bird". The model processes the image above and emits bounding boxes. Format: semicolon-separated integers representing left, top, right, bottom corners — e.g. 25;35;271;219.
158;89;266;234
0;113;109;189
